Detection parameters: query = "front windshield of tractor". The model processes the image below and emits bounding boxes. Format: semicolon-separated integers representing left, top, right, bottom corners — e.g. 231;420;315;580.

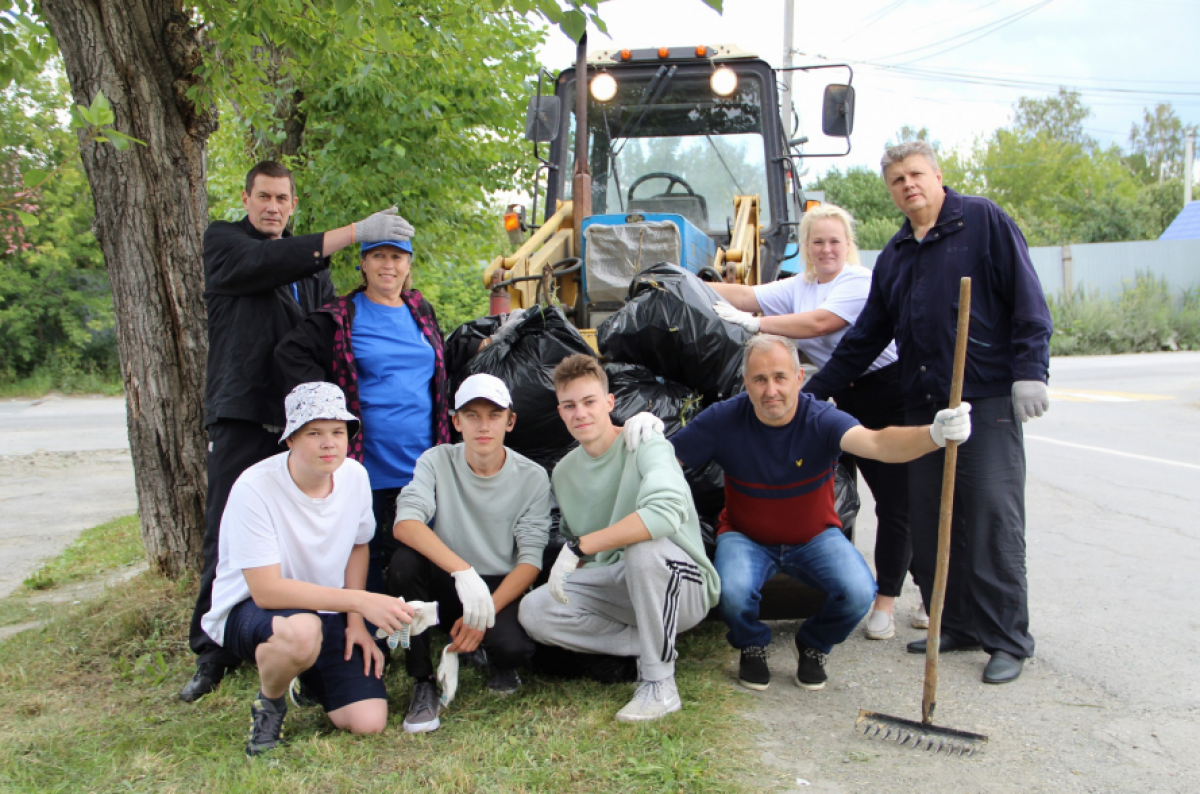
562;68;771;235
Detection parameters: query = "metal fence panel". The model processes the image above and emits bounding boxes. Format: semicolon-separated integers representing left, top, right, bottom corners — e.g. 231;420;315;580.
859;239;1200;297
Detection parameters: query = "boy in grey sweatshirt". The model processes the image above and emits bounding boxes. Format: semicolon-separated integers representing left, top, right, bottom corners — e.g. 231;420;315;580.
387;374;551;733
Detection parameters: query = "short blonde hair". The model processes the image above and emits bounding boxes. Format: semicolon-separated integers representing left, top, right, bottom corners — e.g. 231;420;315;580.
798;203;860;283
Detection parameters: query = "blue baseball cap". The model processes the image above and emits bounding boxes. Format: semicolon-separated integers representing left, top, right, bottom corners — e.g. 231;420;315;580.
361;239;413;255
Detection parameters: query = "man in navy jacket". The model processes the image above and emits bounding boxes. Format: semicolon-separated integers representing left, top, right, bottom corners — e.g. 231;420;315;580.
805;141;1052;685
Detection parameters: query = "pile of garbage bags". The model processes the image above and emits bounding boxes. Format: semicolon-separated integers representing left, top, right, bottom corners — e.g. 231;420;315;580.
443;263;859;555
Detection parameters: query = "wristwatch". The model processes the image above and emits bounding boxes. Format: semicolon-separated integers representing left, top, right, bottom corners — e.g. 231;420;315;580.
565;537;585;558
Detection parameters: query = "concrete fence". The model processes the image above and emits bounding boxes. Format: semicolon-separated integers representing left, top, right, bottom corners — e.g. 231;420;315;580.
859;238;1200;298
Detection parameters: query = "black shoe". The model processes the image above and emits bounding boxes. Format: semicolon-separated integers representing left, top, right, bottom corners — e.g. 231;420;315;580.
906;635;982;655
983;650;1025;684
460;648;490;671
738;646;770;691
403;680;442;734
245;695;287;757
583;654;639;684
179;662;225;702
288;677;319;708
794;639;827;690
487;665;521;696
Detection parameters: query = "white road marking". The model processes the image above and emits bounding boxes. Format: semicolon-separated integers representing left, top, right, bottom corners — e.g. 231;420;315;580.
1047;389;1172;403
1025;435;1200;471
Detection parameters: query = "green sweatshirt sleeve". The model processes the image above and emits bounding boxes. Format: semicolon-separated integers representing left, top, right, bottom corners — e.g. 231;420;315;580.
631;436;693;540
395;450;438;525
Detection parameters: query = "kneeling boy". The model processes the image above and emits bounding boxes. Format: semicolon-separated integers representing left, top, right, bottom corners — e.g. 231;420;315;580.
200;382;414;757
388;374;551;733
519;355;719;722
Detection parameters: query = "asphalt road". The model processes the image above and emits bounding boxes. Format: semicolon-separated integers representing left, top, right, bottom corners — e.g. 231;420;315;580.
1;353;1198;791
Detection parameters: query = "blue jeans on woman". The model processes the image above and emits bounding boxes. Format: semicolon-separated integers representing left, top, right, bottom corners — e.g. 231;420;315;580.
715;528;876;654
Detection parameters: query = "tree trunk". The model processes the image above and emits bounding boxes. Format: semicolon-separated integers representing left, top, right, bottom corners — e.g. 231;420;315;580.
40;0;216;578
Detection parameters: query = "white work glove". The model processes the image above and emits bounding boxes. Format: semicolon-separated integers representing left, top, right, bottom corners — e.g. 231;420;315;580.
713;301;760;334
489;308;526;345
354;206;415;244
1012;381;1049;423
622;411;665;452
548;543;581;605
375;599;439;651
437;644;459;707
451;567;495;631
929;402;972;447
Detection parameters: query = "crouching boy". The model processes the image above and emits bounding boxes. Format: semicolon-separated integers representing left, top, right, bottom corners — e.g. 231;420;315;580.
200;382;414;757
387;374;551;733
519;355;719;722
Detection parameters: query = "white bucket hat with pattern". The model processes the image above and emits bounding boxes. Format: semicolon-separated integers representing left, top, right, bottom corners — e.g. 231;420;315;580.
280;382;361;443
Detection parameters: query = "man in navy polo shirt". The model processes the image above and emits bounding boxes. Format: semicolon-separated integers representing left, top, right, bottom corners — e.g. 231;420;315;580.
804;140;1053;685
667;335;970;692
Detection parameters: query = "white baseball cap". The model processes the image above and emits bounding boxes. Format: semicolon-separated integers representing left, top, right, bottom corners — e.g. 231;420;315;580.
454;374;513;411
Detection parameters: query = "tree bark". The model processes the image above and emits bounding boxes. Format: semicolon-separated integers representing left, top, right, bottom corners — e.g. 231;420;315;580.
40;0;216;578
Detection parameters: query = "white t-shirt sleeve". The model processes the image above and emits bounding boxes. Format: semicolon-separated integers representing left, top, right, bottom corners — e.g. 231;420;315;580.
818;267;872;324
224;485;282;571
353;465;375;546
752;277;800;317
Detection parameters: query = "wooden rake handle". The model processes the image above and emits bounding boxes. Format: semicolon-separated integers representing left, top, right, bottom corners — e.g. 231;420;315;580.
922;277;971;726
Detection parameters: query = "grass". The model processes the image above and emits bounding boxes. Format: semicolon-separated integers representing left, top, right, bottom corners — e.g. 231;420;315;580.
0;365;123;399
1050;274;1200;356
22;515;143;591
0;520;756;793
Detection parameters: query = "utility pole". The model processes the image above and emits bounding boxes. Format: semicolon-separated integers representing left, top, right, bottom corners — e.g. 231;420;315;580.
1185;135;1194;205
782;0;795;134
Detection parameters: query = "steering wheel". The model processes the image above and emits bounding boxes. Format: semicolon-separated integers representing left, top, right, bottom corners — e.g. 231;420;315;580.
627;172;699;204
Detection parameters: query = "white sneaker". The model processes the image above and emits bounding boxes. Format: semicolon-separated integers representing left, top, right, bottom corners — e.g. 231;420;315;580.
615;678;682;723
864;610;895;640
912;606;930;630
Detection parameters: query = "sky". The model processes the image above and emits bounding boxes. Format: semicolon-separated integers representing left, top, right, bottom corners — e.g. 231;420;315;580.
535;0;1200;181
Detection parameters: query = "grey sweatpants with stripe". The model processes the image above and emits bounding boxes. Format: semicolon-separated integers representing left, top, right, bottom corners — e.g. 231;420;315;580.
519;537;708;682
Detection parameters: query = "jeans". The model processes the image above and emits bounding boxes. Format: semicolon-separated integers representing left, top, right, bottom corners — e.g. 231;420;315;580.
715;529;876;655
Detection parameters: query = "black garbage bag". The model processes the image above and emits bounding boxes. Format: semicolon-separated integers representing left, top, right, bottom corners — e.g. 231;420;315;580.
444;315;502;391
465;305;595;474
684;459;726;529
834;462;860;539
597;263;751;404
605;363;703;438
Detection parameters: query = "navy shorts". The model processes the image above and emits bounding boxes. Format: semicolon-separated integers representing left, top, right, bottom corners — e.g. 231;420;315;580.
224;599;387;713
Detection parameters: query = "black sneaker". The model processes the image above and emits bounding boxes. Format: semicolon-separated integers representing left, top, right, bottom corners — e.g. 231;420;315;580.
403;680;441;734
738;646;770;691
487;665;521;696
245;695;287;757
460;648;490;671
794;639;828;690
288;676;318;708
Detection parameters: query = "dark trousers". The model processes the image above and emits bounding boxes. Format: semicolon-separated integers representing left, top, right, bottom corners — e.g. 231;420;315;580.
906;395;1034;659
188;419;282;665
385;544;534;680
833;363;913;598
367;487;403;595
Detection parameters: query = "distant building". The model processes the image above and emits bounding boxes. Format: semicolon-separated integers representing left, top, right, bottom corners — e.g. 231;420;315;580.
1160;202;1200;241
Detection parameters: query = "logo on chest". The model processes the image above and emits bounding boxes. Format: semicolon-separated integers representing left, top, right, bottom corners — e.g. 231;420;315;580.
795;459;803;467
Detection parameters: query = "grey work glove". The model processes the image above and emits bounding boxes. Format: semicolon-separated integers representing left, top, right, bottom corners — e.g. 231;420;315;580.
354;206;414;244
548;543;581;605
1012;380;1050;423
451;567;495;631
713;301;761;333
929;402;972;447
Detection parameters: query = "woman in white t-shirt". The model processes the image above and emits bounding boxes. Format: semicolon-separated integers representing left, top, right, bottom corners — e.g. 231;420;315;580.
711;203;921;641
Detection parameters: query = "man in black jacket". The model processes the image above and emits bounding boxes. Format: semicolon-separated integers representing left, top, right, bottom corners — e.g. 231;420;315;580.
804;141;1052;686
180;160;414;702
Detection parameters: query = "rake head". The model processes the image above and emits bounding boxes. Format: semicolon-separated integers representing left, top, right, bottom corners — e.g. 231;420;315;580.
856;710;988;757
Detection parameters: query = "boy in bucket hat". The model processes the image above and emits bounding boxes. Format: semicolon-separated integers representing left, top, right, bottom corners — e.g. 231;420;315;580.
386;373;551;733
200;382;415;757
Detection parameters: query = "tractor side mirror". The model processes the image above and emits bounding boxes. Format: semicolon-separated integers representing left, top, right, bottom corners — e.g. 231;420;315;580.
821;85;855;138
524;95;562;143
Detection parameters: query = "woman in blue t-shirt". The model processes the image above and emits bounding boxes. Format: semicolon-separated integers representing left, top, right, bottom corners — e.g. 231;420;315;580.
276;238;451;593
710;204;920;642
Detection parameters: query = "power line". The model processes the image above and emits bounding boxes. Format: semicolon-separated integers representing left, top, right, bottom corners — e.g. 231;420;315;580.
868;0;1055;64
833;0;907;47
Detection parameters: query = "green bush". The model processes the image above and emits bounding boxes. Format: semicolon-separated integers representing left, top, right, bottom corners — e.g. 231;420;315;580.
1049;273;1200;355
